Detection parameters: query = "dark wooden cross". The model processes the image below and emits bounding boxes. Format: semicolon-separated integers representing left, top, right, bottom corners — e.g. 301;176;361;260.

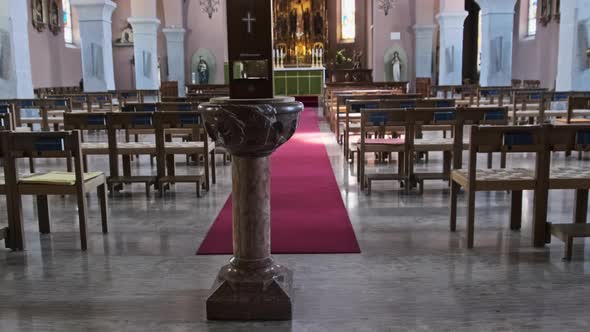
227;0;273;99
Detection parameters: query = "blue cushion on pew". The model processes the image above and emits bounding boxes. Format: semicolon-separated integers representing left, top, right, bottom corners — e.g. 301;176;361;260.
95;96;109;102
87;114;106;125
400;101;416;108
0;105;9;114
178;104;193;112
368;113;387;126
19;100;35;107
143;104;157;112
576;131;590;145
484;110;505;121
435;100;454;107
35;138;65;152
133;115;152;126
434;112;455;121
351;102;378;112
553;93;568;101
73;96;86;102
53;100;68;107
180;114;200;125
504;132;534;146
530;93;543;100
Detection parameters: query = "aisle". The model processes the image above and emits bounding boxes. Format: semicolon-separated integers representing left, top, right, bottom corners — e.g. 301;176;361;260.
197;108;361;254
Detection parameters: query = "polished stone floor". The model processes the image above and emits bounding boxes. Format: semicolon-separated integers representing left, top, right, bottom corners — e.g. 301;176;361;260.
1;109;590;331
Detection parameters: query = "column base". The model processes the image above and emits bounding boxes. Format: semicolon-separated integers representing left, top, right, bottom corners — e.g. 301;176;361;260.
206;257;293;320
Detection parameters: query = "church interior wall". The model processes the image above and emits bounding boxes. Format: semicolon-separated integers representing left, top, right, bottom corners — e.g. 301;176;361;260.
511;0;559;89
28;0;82;88
371;1;415;83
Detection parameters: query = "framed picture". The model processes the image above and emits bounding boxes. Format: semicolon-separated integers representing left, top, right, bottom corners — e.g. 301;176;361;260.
31;0;47;32
48;0;61;35
539;0;553;26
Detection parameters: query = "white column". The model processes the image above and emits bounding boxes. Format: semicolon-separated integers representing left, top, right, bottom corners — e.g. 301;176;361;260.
162;27;186;96
128;17;160;90
0;0;34;99
413;24;436;78
71;0;116;92
476;0;516;87
556;0;590;91
436;11;468;85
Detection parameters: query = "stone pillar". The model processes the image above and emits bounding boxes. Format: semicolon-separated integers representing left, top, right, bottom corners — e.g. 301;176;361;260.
0;0;34;99
436;11;468;85
413;24;436;78
556;0;590;91
71;0;116;92
128;17;160;90
476;0;516;87
162;27;186;96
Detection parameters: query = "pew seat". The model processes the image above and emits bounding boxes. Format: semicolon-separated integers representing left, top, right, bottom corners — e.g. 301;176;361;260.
164;141;215;154
451;168;536;191
549;167;590;189
413;138;468;151
81;142;156;155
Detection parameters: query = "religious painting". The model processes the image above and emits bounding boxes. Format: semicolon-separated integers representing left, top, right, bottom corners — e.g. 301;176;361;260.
539;0;552;26
48;0;61;35
31;0;47;32
272;0;326;66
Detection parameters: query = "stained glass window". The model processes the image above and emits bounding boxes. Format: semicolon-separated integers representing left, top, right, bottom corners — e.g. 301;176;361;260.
340;0;355;42
527;0;537;36
62;0;73;44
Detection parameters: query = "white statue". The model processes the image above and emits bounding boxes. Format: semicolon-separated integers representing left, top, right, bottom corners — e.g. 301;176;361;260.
391;51;402;82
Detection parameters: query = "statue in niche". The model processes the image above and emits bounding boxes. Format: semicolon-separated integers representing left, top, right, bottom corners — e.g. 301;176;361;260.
48;0;60;35
31;0;46;32
115;24;134;45
313;10;324;37
303;8;311;38
289;9;297;38
391;52;402;82
197;56;210;84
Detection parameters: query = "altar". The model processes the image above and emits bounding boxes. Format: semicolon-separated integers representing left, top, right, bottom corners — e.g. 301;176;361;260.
272;0;326;96
274;67;325;96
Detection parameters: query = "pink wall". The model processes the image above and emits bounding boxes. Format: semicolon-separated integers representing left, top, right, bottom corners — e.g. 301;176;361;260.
28;0;82;88
184;0;228;84
512;0;559;88
372;0;416;83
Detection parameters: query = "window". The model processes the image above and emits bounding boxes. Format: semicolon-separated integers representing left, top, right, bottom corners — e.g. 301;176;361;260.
527;0;537;36
340;0;355;42
62;0;73;44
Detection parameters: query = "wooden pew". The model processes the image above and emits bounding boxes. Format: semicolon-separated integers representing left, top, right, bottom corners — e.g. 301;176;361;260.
0;130;108;250
63;112;110;172
449;125;546;248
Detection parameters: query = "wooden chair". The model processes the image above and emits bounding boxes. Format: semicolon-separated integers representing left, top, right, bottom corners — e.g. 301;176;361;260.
511;90;545;125
0;130;108;251
477;87;512;107
139;89;161;103
511;79;523;88
106;112;157;195
544;124;590;259
64;112;110;172
358;108;409;193
154;111;213;196
523;80;541;88
449;125;546;248
562;96;590;124
406;107;463;193
0;106;14;130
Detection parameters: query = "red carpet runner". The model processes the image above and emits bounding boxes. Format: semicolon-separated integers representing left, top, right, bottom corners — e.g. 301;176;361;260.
197;108;361;254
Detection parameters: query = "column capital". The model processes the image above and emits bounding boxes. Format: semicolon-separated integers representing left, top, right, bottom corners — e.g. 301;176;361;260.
71;0;116;22
162;27;186;42
475;0;516;15
436;11;468;27
128;17;161;34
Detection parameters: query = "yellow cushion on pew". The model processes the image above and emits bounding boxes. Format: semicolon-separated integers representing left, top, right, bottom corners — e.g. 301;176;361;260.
19;171;102;186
